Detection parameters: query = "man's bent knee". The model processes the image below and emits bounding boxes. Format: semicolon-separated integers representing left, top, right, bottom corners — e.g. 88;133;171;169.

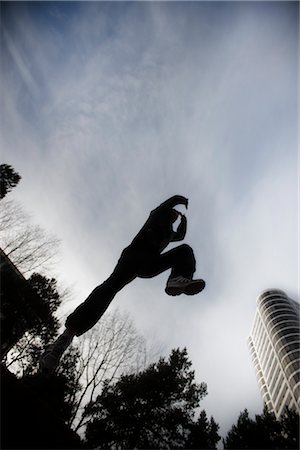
176;244;196;268
177;243;194;255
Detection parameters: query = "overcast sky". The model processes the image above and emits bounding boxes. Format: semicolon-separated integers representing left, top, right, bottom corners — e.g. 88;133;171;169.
1;0;298;442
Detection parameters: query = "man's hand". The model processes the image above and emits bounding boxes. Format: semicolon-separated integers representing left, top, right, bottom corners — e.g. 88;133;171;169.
176;195;189;209
179;198;189;209
171;212;187;241
155;195;189;212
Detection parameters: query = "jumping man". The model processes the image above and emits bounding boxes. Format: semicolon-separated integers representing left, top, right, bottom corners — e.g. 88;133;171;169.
40;195;205;373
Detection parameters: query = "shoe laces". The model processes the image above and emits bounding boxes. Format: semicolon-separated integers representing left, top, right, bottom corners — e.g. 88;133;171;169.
170;276;190;283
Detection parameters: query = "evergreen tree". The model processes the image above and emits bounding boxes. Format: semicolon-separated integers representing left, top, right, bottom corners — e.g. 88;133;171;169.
0;164;21;199
280;407;300;450
3;272;82;438
223;406;299;449
187;410;220;449
5;273;62;375
223;409;256;449
84;348;220;449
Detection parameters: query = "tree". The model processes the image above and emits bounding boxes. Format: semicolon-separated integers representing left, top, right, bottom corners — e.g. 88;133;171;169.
83;348;220;449
56;345;83;424
0;199;60;275
0;164;21;199
223;409;256;449
20;350;81;427
280;407;300;449
187;410;221;449
4;273;62;376
223;406;299;449
3;271;83;428
66;308;151;433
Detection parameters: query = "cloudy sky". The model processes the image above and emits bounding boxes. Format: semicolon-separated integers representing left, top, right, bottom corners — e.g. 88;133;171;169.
1;0;298;441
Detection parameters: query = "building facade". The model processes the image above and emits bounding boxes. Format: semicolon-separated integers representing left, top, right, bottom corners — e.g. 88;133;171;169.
248;289;300;418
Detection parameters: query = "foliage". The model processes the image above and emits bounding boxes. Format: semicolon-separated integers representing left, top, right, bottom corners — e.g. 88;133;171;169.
280;407;300;449
187;410;221;449
223;405;299;449
2;367;83;450
0;164;21;199
4;273;62;376
83;347;220;449
57;345;82;423
29;272;62;314
4;271;82;425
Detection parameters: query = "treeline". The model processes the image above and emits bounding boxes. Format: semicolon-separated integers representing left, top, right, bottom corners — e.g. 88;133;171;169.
1;164;299;449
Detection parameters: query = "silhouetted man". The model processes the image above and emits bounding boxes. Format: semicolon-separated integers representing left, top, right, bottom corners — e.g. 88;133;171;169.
40;195;205;373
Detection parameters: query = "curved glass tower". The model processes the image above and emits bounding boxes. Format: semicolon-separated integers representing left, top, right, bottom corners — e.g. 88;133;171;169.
248;289;300;418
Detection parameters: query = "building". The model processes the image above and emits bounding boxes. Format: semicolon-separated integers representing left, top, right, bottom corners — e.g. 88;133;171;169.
248;289;300;418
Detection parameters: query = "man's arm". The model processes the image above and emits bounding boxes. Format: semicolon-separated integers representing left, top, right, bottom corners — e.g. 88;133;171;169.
170;213;187;242
154;195;188;211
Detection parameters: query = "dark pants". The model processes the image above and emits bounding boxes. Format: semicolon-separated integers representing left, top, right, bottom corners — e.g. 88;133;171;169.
66;244;196;336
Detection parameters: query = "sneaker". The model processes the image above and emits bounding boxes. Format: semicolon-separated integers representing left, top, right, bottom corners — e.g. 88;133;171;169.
165;276;205;296
39;330;74;374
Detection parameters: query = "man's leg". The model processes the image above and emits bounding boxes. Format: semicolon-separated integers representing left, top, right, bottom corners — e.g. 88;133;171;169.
65;276;132;337
138;244;205;296
138;244;195;278
40;248;138;373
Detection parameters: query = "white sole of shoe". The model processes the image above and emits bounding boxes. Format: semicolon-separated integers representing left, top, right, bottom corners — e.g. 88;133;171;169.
165;280;205;296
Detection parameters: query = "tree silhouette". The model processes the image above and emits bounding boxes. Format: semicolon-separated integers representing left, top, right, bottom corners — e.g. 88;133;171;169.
67;309;151;433
2;273;83;448
4;273;62;375
223;406;299;449
83;348;220;449
0;164;21;199
0;199;60;275
187;410;221;449
280;407;300;449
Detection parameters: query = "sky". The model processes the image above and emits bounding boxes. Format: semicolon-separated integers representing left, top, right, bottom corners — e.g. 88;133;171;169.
1;0;299;442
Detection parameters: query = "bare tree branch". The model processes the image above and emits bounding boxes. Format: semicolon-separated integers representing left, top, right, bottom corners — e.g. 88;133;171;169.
0;199;60;275
66;308;154;433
